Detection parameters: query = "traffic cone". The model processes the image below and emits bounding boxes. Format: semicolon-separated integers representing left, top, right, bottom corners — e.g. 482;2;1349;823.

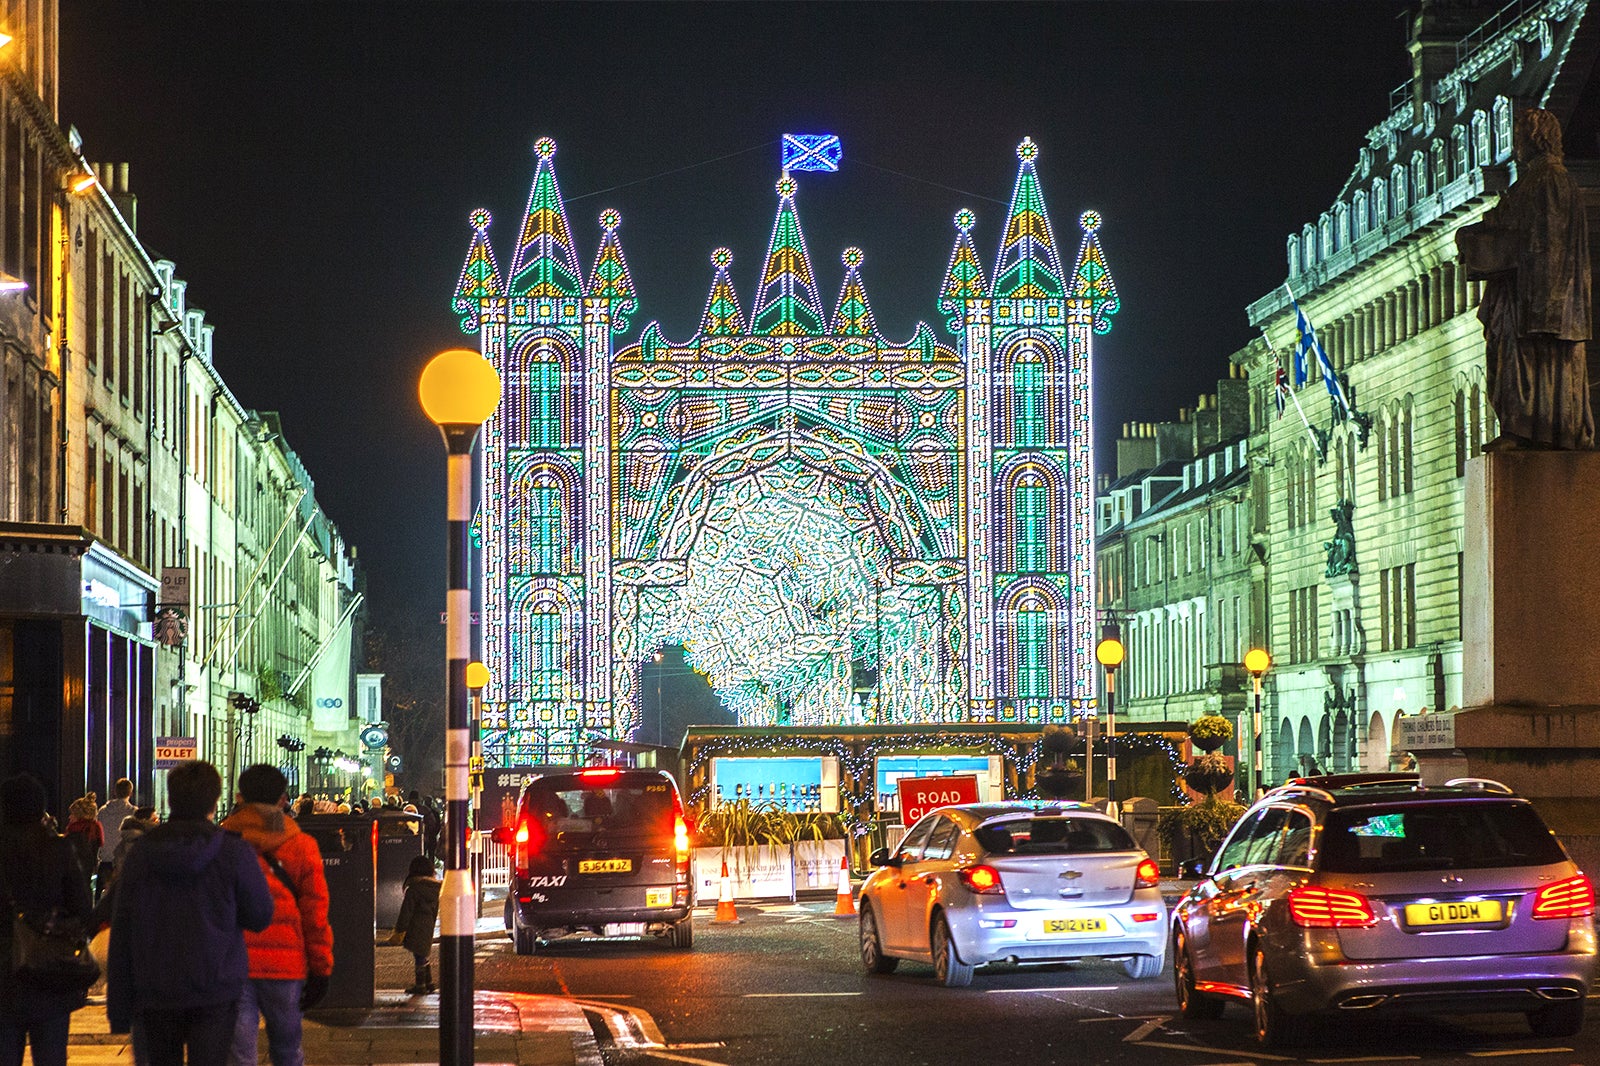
833;854;856;916
713;858;741;923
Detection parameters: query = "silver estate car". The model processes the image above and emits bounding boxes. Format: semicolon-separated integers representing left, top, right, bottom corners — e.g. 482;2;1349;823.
858;801;1168;986
1171;774;1599;1047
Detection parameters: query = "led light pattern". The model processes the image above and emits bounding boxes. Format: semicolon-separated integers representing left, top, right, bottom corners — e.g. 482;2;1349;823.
455;138;1115;766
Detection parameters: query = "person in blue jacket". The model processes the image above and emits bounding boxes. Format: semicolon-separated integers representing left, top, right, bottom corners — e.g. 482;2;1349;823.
107;761;273;1066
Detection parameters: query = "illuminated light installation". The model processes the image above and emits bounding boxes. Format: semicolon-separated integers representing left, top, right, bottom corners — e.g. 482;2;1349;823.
453;137;1118;765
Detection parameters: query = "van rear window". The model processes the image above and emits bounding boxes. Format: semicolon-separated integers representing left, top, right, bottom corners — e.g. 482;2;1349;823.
521;777;673;850
974;816;1135;855
1319;801;1566;873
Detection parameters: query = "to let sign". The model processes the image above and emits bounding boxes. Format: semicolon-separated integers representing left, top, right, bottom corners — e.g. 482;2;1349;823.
154;736;198;769
897;774;980;825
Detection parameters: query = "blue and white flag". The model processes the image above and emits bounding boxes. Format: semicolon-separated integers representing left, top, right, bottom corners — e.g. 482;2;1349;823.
782;133;842;172
1292;297;1352;416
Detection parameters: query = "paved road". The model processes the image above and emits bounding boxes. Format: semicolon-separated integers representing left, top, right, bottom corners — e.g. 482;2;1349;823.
466;900;1600;1066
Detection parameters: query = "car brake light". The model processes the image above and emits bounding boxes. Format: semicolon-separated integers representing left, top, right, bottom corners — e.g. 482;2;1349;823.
674;815;690;862
1287;885;1377;928
1135;858;1161;888
513;815;542;875
959;864;1004;895
579;767;621;779
1533;874;1596;919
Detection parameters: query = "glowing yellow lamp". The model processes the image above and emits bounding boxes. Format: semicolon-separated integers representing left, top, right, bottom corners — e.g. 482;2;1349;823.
1244;647;1272;676
465;661;491;691
1094;637;1125;670
419;348;501;426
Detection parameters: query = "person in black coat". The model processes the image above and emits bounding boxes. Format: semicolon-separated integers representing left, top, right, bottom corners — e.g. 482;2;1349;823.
106;760;273;1066
387;855;440;995
0;773;94;1066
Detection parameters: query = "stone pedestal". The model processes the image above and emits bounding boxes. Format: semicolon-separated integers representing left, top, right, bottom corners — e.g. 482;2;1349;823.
1449;451;1600;870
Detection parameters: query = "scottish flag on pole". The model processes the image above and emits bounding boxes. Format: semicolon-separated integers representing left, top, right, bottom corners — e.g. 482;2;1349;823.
1292;297;1352;417
782;134;842;172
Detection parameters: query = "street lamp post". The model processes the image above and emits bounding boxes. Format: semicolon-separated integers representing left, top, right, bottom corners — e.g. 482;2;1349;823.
466;660;489;919
1243;647;1271;799
653;649;664;746
1095;625;1125;816
419;348;501;1066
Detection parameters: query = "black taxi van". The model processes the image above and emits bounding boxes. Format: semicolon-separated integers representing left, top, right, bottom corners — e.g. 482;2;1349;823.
499;767;695;953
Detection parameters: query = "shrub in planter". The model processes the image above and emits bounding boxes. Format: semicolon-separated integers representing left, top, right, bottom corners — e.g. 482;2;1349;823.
1157;793;1247;866
695;799;846;847
1184;751;1234;796
1187;714;1234;752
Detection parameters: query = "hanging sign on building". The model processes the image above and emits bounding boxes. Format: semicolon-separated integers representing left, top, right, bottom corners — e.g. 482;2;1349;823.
311;613;354;732
160;567;191;609
896;774;980;825
154;736;198;770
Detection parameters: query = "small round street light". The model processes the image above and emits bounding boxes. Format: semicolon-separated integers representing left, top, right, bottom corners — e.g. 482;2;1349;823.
420;348;500;1066
1243;648;1271;798
1095;626;1125;813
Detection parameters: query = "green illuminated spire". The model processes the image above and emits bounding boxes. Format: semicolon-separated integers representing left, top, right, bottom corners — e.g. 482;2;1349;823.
699;248;747;336
938;208;988;333
507;138;583;300
751;175;826;337
993;138;1065;300
830;248;878;336
1070;210;1120;335
452;208;503;335
587;209;638;334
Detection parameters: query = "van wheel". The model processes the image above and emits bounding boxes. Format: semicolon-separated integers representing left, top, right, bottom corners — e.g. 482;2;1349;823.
1528;1000;1584;1037
513;923;538;956
667;916;694;950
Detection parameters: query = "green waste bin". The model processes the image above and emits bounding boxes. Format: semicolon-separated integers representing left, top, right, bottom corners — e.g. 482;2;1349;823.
297;814;375;1010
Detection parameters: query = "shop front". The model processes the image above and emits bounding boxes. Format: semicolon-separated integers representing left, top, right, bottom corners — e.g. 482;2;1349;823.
0;524;157;815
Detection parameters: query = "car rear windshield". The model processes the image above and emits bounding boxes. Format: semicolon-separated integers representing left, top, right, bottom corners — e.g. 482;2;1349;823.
1319;800;1567;873
521;775;675;850
974;816;1136;855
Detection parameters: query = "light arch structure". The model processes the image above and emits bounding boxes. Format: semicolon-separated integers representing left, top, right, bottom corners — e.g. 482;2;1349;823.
452;138;1119;764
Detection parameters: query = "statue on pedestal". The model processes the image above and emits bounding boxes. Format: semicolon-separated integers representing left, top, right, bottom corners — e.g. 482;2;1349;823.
1457;108;1595;449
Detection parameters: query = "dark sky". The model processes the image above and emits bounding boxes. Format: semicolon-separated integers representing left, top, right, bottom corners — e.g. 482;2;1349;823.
58;1;1411;624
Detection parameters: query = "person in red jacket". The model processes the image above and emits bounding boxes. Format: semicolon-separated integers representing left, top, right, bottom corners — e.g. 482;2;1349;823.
221;765;334;1066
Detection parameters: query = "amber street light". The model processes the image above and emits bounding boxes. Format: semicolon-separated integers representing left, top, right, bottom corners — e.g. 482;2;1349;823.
1094;626;1125;813
1243;648;1272;799
419;348;500;1066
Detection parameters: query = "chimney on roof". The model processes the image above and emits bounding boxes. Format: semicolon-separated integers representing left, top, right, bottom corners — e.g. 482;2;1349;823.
1409;1;1492;123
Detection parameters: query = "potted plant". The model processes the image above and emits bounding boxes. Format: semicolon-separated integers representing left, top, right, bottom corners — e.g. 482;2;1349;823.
1187;714;1234;752
1156;793;1247;874
1034;724;1084;799
1184;751;1235;796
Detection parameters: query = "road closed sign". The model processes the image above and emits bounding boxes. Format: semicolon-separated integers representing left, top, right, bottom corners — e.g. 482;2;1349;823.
897;774;980;825
154;736;198;769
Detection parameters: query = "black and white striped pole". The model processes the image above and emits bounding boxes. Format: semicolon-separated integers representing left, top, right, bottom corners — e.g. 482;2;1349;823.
419;348;501;1066
1094;625;1124;817
1244;647;1271;800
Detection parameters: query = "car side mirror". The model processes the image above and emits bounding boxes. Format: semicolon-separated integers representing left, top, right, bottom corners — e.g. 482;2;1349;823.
1177;857;1208;880
868;847;900;868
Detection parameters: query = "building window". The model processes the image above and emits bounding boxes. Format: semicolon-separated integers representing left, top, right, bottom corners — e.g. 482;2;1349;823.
531;482;562;573
1378;563;1417;651
1016;605;1048;698
1013;359;1044;447
1016;479;1046;571
531;607;563;699
531;359;560;448
1289;584;1319;664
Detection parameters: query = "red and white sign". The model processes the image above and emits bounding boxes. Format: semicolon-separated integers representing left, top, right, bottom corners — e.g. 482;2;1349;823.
154;736;198;770
897;774;980;825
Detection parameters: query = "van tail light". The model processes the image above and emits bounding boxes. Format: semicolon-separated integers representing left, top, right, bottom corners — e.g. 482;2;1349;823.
1533;874;1595;920
1135;858;1161;888
1286;885;1377;928
674;815;690;864
958;864;1005;895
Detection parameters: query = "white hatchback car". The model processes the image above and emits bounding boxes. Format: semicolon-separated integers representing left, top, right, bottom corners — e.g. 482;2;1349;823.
859;801;1168;986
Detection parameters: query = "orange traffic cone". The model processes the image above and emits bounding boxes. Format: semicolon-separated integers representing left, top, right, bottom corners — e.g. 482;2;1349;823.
713;858;741;923
833;854;856;916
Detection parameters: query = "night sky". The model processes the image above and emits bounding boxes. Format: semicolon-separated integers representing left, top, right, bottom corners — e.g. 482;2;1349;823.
58;1;1411;625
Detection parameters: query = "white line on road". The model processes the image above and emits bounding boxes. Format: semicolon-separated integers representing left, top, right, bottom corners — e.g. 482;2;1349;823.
1307;1056;1422;1063
1131;1038;1298;1061
643;1051;727;1066
743;991;862;998
1463;1050;1575;1058
985;985;1120;994
1123;1016;1169;1042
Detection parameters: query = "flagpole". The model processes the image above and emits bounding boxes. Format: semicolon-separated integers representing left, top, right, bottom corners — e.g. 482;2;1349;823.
1262;330;1325;459
1284;281;1354;418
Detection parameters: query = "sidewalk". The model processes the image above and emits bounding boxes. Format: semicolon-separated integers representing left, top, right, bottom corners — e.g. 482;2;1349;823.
43;918;601;1066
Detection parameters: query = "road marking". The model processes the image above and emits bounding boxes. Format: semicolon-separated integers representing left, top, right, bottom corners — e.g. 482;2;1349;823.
1463;1050;1575;1058
1124;1016;1168;1042
643;1052;726;1066
985;985;1120;994
743;991;862;998
1308;1056;1422;1063
571;997;666;1047
1131;1038;1297;1061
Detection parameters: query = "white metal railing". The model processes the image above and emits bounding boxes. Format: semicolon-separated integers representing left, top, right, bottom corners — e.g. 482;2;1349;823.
478;836;510;891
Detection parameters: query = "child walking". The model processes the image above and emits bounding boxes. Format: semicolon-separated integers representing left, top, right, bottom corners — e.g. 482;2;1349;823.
390;855;440;994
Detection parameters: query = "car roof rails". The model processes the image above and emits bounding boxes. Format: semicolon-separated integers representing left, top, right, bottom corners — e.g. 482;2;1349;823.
1288;772;1421;791
1443;776;1515;795
1266;783;1336;804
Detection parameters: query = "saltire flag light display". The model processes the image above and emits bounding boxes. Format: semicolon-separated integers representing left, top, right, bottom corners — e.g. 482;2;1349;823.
781;133;843;172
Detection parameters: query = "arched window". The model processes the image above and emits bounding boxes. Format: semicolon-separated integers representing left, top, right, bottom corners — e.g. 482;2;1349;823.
1493;97;1513;160
1472;110;1490;168
1352;191;1367;238
1372;178;1388;227
1391;164;1408;214
1431;140;1447;190
1013;357;1044;446
530;357;561;447
1016;474;1047;571
531;480;563;573
1016;603;1048;698
1452;127;1468;180
530;604;563;699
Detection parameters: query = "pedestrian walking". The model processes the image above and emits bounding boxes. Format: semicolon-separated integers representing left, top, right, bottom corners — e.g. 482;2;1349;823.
63;796;103;894
107;760;273;1066
221;765;334;1066
387;855;440;994
0;773;95;1066
92;807;159;931
96;779;136;897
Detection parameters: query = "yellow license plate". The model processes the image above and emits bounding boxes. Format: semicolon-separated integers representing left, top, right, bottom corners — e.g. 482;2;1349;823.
645;887;672;907
1043;916;1107;935
1404;899;1503;926
578;858;633;874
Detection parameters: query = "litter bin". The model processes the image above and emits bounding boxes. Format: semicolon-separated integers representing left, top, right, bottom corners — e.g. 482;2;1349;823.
375;811;426;928
298;814;375;1010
